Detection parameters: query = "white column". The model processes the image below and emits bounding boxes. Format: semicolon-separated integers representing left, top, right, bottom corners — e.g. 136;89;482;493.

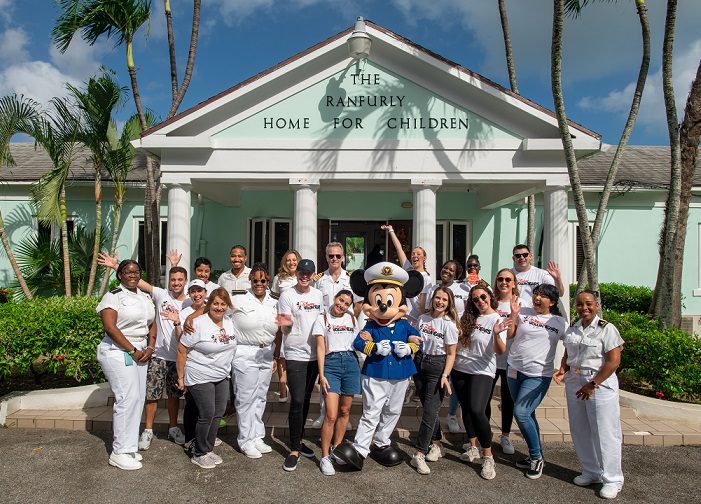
411;179;441;279
166;183;191;278
290;179;319;263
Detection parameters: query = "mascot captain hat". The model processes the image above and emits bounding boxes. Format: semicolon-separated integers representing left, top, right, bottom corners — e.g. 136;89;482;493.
364;261;409;287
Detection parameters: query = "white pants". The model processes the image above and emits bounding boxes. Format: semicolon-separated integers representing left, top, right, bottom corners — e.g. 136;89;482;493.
565;371;624;489
353;376;409;457
233;343;274;452
97;337;147;455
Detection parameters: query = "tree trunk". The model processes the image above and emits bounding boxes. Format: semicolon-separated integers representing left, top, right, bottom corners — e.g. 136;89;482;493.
498;0;519;94
86;170;101;296
551;0;599;294
60;183;71;297
98;199;122;298
650;0;681;327
165;0;178;104
166;0;201;118
0;210;33;299
527;195;536;253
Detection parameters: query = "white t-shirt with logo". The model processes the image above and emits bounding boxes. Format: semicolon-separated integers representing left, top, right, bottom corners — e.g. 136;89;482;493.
513;267;555;309
416;313;459;356
151;287;184;362
454;312;506;377
425;282;469;318
180;315;237;386
508;312;568;377
277;287;324;361
312;311;358;354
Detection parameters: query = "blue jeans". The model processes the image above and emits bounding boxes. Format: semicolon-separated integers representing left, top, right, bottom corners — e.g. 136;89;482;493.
323;351;361;395
507;369;551;460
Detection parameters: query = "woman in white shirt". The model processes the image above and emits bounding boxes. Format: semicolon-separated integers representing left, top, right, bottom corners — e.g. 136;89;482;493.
176;287;236;470
96;260;156;471
313;290;360;476
506;283;568;480
452;284;507;480
553;290;625;500
409;287;458;476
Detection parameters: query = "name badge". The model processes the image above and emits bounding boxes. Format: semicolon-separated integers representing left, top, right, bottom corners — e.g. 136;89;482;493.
507;367;518;379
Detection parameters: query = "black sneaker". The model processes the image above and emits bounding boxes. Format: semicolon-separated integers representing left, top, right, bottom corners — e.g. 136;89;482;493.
283;453;300;472
526;457;544;479
515;457;532;469
299;443;315;458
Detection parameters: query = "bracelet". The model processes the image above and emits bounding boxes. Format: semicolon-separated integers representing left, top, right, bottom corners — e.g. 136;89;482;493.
589;380;599;389
173;322;181;327
146;346;155;352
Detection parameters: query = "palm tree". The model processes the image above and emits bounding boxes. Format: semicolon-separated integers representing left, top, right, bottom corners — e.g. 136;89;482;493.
0;95;42;300
565;0;651;293
67;72;126;296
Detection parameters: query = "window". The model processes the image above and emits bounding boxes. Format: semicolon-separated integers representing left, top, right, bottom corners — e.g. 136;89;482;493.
37;218;75;242
136;219;168;273
570;222;592;284
436;220;472;278
248;218;292;271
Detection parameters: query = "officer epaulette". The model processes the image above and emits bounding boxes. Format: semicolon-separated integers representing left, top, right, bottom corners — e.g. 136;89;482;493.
231;289;247;296
269;291;280;300
347;269;354;275
312;272;324;282
598;319;609;328
110;287;122;294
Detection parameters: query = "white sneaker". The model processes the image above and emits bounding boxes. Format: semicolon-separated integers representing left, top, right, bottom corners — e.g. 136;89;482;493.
312;414;325;429
242;445;263;459
138;429;154;451
320;455;336;476
499;435;515;455
573;475;602;487
480;456;496;480
599;484;621;499
447;415;461;434
130;452;143;462
191;454;216;469
207;452;223;465
425;443;444;462
346;420;353;431
254;439;273;454
330;446;346;466
109;452;142;470
410;453;431;475
214;437;222;447
168;426;185;445
460;445;481;463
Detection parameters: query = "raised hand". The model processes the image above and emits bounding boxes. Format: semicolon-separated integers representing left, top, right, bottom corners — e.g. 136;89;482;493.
161;309;180;323
167;249;182;267
547;261;561;282
97;251;119;270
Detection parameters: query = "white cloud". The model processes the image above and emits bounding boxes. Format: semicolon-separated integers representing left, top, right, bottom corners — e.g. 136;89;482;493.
578;39;701;134
0;27;28;63
210;0;356;25
49;36;109;82
0;61;81;105
0;0;15;22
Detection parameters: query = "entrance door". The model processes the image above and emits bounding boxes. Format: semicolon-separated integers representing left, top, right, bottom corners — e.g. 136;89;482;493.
315;220;386;272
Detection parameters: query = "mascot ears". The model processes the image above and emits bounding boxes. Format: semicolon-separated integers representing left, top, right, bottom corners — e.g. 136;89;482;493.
349;269;367;298
405;270;424;298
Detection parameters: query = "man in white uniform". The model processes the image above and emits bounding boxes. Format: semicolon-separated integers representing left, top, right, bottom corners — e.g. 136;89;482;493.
217;245;252;294
512;244;564;309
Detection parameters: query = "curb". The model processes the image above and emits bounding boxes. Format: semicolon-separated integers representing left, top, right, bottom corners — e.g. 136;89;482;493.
619;390;701;426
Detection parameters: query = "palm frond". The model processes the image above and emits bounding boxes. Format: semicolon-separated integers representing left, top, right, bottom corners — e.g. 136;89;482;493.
0;95;43;166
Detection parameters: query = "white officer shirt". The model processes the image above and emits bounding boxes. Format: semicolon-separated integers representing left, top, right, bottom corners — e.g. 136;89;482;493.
218;267;252;294
416;313;459;356
312;311;358;354
277;286;324;361
314;269;361;310
180;315;237;386
151;287;184;361
454;312;506;377
96;286;155;342
564;316;624;372
508;312;568;377
229;290;278;346
513;266;555;309
271;274;297;296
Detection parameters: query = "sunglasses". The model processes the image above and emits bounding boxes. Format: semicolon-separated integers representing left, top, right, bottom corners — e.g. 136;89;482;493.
327;254;343;259
497;277;513;283
513;253;529;259
472;293;489;304
251;278;268;285
466;263;479;269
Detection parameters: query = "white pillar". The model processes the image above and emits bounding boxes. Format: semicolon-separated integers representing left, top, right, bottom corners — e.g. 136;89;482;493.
290;179;319;264
166;183;191;279
411;179;441;279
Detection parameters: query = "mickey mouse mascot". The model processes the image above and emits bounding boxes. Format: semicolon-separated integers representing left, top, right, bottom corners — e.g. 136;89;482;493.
334;261;424;469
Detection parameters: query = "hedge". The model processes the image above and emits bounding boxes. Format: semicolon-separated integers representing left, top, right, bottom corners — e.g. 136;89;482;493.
570;282;653;314
0;296;104;383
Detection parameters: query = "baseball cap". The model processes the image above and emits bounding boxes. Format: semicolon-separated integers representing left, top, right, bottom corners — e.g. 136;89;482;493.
187;279;206;291
297;259;316;273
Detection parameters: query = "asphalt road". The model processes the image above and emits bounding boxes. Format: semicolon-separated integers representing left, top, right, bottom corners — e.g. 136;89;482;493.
1;428;698;504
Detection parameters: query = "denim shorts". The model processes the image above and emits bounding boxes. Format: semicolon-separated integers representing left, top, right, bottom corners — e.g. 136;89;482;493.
323;351;361;395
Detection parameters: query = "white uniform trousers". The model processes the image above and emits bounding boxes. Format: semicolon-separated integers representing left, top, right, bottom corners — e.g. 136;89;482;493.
97;337;147;455
232;343;274;452
353;376;409;457
565;371;624;489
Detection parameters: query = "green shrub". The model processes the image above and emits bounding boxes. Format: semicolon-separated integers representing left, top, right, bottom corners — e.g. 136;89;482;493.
604;310;701;403
570;282;653;314
0;296;104;383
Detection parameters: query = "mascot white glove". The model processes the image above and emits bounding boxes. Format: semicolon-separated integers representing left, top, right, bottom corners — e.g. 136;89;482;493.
375;339;392;356
392;341;412;358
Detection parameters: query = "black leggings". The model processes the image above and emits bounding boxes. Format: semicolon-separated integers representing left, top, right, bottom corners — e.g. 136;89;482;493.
285;359;319;452
487;368;514;435
451;369;493;449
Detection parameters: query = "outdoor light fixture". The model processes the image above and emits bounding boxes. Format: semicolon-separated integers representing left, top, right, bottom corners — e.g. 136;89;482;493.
347;16;372;60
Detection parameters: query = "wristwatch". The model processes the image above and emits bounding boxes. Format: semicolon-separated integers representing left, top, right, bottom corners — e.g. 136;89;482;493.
127;348;137;356
589;380;599;389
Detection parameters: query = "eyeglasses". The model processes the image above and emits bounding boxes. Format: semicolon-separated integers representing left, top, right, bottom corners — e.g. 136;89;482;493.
513;253;529;259
497;277;513;283
251;279;267;285
121;270;141;276
472;293;489;304
327;254;343;259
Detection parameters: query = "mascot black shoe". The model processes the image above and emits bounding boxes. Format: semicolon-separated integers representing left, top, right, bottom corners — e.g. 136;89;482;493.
369;444;404;467
333;442;364;470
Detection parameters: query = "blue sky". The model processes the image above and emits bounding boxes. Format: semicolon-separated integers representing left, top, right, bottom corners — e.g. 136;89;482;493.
1;0;700;146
